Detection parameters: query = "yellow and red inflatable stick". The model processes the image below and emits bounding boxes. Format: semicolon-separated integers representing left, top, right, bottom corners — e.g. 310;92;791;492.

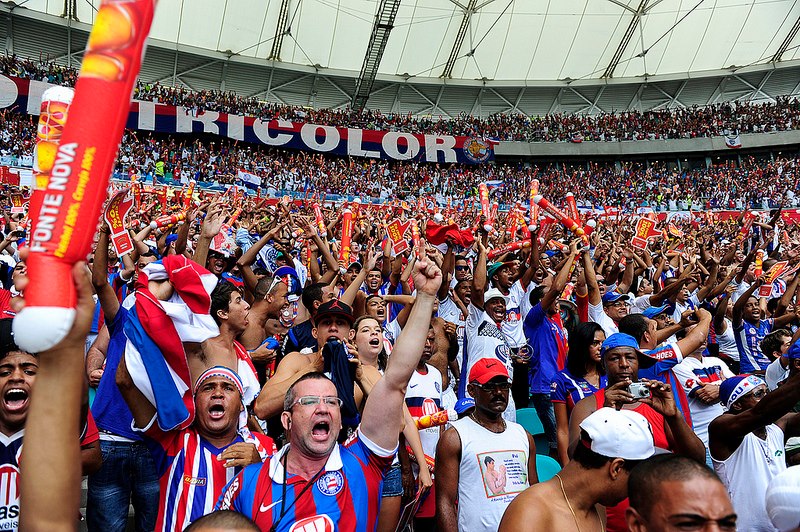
338;208;354;267
478;183;491;231
528;178;540;231
410;219;423;261
150;211;186;230
565;193;580;223
313;202;327;237
533;195;584;236
183;180;195;210
28;87;74;238
488;240;531;260
15;0;156;353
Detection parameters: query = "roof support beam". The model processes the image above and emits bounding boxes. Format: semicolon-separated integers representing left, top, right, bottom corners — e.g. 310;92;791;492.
603;0;649;79
441;0;478;79
772;14;800;63
351;0;402;111
268;0;291;61
733;73;774;102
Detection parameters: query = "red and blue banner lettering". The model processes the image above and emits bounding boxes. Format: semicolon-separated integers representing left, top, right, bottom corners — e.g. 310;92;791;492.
0;75;495;165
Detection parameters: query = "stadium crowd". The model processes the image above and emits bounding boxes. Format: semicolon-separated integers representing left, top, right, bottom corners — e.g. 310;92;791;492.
0;108;796;212
1;53;799;142
5;49;800;532
7;180;800;531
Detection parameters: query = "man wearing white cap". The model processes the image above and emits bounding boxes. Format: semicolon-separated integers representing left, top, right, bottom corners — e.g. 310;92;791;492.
709;371;800;531
500;408;655;531
459;255;518;420
766;465;800;532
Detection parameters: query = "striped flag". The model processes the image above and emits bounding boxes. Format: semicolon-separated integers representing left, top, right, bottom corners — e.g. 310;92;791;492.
123;255;220;431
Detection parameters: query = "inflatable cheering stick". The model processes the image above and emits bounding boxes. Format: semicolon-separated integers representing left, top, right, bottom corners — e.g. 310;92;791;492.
338;208;354;270
28;87;75;235
478;183;492;232
150;211;186;230
410;219;423;261
14;0;156;353
528;178;540;231
488;240;531;260
313;202;327;237
533;195;585;237
415;409;456;429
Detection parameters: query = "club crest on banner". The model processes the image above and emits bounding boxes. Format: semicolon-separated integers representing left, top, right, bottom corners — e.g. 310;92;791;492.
463;137;492;163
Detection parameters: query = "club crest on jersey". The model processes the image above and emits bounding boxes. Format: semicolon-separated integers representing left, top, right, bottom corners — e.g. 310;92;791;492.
0;464;19;524
289;514;335;532
316;471;344;496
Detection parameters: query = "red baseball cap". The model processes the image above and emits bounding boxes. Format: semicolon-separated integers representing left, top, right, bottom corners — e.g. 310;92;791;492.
468;358;510;385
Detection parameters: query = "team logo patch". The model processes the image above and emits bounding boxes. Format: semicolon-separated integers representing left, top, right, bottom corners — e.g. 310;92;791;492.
316;471;344;496
462;137;492;163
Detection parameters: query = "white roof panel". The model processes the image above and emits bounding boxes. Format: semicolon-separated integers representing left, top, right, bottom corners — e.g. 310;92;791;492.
19;0;800;82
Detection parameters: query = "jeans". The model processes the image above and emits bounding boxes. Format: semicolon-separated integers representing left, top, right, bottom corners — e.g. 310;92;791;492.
529;393;558;450
87;440;160;532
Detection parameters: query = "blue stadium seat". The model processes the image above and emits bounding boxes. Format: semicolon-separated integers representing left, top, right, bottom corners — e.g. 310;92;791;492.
535;455;561;482
516;408;549;455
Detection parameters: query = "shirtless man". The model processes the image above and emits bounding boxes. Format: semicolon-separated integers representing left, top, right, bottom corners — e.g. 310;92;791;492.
500;408;655;531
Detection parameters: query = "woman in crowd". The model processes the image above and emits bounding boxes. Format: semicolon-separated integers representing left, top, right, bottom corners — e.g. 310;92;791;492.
551;321;606;465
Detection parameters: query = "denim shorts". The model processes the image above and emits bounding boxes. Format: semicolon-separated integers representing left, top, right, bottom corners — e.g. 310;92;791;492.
382;463;403;497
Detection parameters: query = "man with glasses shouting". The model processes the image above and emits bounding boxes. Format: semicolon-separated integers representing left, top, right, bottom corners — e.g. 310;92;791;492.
435;358;538;532
216;255;443;531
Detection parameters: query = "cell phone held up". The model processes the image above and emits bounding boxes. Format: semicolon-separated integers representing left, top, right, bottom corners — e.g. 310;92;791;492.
628;382;652;399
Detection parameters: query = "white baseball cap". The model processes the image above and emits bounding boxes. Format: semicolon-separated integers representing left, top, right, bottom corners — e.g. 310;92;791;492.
766;465;800;531
483;288;508;304
579;407;656;461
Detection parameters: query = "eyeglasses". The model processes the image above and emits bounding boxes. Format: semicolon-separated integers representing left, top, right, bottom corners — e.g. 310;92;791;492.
608;301;629;308
455;265;471;272
289;395;343;409
747;389;766;400
472;381;512;393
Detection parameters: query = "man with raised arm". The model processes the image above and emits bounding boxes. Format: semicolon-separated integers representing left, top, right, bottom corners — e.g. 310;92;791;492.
215;253;443;531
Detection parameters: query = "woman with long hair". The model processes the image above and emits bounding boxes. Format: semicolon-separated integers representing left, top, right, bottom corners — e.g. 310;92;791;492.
349;315;432;532
551;322;606;465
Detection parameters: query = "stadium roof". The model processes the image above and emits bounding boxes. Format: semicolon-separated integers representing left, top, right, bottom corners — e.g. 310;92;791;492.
13;0;800;82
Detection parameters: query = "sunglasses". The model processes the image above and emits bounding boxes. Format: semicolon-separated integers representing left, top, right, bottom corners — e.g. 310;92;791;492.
455;265;471;272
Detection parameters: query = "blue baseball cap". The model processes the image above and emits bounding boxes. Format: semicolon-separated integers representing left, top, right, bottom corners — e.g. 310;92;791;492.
601;333;658;369
602;291;630;306
642;304;670;319
454;397;475;415
788;342;800;360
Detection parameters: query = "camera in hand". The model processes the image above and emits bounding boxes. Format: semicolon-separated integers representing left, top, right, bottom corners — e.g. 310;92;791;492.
628;382;651;399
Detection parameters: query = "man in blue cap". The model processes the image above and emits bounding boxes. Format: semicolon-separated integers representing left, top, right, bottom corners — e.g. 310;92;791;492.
568;333;705;530
709;371;800;531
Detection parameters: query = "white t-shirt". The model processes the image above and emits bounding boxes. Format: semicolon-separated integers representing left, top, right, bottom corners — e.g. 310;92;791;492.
496;281;528;349
765;358;790;391
588;302;618;337
462;303;516;421
439;295;466;368
672;356;733;446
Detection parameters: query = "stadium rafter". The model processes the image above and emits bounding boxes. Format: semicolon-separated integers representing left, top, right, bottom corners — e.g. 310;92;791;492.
351;0;402;111
602;0;650;79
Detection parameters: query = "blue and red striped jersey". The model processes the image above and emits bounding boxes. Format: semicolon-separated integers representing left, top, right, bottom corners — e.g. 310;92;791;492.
216;431;395;532
145;425;275;532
